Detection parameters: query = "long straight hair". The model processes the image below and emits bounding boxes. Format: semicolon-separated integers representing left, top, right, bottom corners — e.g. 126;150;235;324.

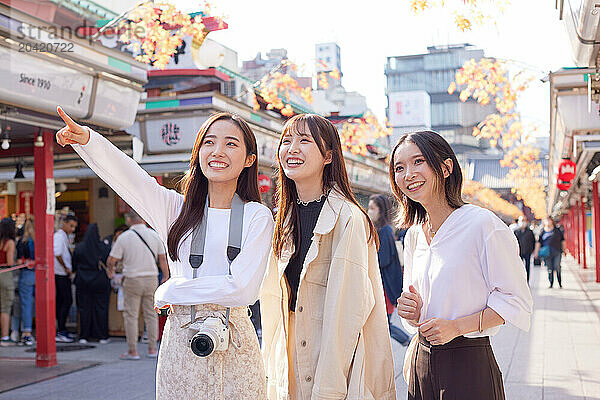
389;130;464;228
167;112;261;260
272;114;378;258
0;218;15;247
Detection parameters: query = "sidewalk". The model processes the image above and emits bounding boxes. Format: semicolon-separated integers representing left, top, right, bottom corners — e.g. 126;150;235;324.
491;255;600;400
1;255;599;399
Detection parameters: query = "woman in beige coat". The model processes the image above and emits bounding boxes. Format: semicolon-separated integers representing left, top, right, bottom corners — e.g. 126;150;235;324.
261;114;396;400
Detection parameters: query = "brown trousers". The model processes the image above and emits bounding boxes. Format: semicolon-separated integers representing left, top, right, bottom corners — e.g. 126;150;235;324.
408;334;505;400
122;276;158;353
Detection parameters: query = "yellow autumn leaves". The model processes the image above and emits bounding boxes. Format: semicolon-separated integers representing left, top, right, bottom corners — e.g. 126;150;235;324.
409;0;510;32
450;58;546;218
118;1;220;69
463;180;522;220
340;113;392;156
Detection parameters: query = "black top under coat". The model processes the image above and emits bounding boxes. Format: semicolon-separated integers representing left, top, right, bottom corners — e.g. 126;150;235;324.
285;198;325;311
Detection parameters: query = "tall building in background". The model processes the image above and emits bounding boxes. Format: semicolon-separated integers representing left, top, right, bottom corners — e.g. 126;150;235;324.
312;42;368;117
385;44;495;155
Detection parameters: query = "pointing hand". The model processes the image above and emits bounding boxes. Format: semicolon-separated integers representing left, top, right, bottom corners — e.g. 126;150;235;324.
56;106;90;147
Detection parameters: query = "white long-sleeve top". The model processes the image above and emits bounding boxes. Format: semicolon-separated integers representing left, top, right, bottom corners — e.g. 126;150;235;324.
72;129;274;308
402;204;533;337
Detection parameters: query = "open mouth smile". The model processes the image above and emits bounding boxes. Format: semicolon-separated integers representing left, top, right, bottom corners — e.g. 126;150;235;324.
208;160;229;169
286;157;304;168
406;181;425;192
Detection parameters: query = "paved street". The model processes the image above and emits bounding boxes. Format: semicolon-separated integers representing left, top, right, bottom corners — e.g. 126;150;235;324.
1;255;599;399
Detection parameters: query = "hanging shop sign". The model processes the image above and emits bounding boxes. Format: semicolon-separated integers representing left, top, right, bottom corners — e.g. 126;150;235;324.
258;174;272;193
144;116;208;153
0;46;92;117
0;45;142;129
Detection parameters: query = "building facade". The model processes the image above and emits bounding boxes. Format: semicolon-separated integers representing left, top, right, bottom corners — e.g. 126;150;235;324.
385;44;495;154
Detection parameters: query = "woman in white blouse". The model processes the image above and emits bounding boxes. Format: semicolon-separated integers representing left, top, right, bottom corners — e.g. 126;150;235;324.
56;107;274;399
391;131;532;400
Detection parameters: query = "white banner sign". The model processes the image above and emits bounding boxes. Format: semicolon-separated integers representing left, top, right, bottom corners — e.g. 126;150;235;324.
46;178;55;215
388;90;431;128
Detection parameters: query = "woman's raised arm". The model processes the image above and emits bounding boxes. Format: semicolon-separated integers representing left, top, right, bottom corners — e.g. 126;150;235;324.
56;106;183;241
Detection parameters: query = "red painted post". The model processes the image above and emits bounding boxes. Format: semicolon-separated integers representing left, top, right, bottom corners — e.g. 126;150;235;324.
569;208;573;255
576;202;581;264
572;207;577;256
593;182;600;282
565;209;573;254
33;130;57;367
582;196;587;269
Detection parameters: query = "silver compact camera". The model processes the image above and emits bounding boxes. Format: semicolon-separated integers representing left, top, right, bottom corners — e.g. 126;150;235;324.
188;317;229;357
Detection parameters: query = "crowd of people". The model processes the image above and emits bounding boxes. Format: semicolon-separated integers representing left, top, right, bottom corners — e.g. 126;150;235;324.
0;208;168;352
513;214;566;288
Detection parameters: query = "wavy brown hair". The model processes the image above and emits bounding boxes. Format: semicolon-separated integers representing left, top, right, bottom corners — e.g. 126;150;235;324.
167;112;261;261
389;130;464;228
272;114;378;258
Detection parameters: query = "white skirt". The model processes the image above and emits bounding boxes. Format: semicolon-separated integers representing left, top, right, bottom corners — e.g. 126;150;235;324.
156;304;266;400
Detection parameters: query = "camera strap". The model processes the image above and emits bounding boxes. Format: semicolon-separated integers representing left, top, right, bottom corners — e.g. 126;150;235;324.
188;193;245;326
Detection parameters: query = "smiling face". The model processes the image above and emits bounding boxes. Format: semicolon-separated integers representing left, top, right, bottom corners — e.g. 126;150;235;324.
393;141;447;207
198;120;256;185
278;123;331;185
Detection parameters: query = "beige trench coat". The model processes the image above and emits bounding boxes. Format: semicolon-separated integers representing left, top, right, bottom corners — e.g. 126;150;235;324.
260;189;396;400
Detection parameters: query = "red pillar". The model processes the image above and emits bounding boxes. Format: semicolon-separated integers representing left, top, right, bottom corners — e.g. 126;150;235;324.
34;130;57;367
593;182;600;282
572;207;577;256
575;202;581;264
568;208;572;255
581;196;587;269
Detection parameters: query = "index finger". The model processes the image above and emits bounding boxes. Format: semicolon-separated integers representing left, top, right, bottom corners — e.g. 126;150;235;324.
57;106;78;129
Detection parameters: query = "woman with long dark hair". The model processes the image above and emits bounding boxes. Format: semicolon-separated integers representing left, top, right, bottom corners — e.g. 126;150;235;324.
73;223;111;343
261;114;395;399
0;218;16;346
390;131;532;399
56;107;273;399
368;194;410;346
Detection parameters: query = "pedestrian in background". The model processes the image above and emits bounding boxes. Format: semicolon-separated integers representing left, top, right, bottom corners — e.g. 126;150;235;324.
514;215;535;283
73;223;111;344
14;218;35;346
54;214;78;343
368;194;410;346
391;131;532;400
107;211;168;360
102;224;128;248
0;218;16;346
262;114;395;399
534;217;566;288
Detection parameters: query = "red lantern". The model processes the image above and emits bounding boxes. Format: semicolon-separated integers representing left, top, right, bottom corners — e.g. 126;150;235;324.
258;174;272;193
557;159;576;182
556;178;572;191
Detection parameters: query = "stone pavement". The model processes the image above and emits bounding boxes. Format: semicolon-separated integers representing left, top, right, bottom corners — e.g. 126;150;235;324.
1;255;599;399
